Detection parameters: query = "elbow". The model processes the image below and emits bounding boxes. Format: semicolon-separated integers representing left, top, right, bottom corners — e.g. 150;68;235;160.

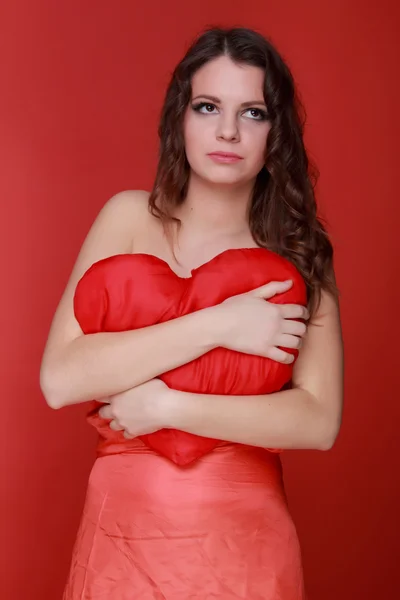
45;396;65;411
319;435;337;451
318;416;342;451
41;385;65;411
40;365;67;410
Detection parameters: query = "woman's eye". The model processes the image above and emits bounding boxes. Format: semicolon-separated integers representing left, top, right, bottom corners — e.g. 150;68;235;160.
244;108;267;121
204;103;216;113
194;102;216;113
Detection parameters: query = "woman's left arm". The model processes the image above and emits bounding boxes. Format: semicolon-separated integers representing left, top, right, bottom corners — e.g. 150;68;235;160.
165;287;344;451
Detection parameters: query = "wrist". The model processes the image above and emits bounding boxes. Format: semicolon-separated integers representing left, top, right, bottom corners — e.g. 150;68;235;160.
160;386;182;429
197;304;227;349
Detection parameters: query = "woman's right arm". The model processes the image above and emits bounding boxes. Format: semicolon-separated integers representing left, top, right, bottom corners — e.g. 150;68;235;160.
40;191;222;410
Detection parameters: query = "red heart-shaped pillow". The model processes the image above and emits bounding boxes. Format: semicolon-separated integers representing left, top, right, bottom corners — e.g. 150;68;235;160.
73;248;307;465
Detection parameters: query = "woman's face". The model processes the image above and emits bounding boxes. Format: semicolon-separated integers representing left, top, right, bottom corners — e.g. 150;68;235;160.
183;55;271;186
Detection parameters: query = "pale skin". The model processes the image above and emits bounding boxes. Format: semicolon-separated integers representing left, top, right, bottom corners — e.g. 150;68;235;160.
40;55;344;451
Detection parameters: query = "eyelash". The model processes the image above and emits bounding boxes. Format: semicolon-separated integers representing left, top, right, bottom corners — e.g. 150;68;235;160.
191;102;269;122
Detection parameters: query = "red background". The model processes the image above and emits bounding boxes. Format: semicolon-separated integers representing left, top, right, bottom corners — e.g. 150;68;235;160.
1;1;399;598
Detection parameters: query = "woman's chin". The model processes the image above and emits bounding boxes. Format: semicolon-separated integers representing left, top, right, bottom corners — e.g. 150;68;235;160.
198;171;251;188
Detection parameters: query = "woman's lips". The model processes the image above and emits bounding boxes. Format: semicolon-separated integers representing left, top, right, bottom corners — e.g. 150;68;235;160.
207;152;244;163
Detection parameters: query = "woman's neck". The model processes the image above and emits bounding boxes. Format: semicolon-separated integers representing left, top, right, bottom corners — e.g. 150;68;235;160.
176;172;253;236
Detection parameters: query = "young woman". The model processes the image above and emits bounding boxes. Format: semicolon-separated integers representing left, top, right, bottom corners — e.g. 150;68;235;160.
40;27;344;599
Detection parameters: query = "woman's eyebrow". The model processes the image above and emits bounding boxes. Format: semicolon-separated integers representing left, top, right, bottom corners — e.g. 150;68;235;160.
192;94;267;108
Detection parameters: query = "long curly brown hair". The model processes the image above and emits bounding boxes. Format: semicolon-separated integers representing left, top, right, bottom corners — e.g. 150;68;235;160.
148;26;339;317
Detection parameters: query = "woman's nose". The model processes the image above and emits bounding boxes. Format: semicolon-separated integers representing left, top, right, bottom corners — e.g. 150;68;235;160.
215;113;240;142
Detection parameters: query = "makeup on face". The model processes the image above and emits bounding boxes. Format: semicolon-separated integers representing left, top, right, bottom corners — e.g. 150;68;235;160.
207;151;244;164
191;97;269;122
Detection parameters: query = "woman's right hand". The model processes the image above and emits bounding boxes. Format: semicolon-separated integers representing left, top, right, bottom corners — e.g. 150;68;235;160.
213;280;310;364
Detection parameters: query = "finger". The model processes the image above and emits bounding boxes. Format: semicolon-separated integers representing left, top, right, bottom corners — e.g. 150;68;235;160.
249;280;293;299
281;319;307;337
98;405;113;419
123;430;135;439
279;304;310;320
265;347;295;364
109;419;124;432
275;334;303;350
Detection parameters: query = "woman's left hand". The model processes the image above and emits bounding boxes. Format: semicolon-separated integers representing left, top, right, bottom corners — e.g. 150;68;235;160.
98;379;173;439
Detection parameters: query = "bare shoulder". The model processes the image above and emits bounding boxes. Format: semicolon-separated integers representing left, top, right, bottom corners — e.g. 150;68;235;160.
110;188;151;210
62;187;152;292
102;188;151;224
78;188;151;256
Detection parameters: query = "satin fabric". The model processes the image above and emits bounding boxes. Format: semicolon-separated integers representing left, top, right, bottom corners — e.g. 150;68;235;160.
63;446;304;599
64;248;307;599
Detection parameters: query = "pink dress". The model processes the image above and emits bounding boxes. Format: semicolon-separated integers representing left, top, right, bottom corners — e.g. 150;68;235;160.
63;248;307;599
